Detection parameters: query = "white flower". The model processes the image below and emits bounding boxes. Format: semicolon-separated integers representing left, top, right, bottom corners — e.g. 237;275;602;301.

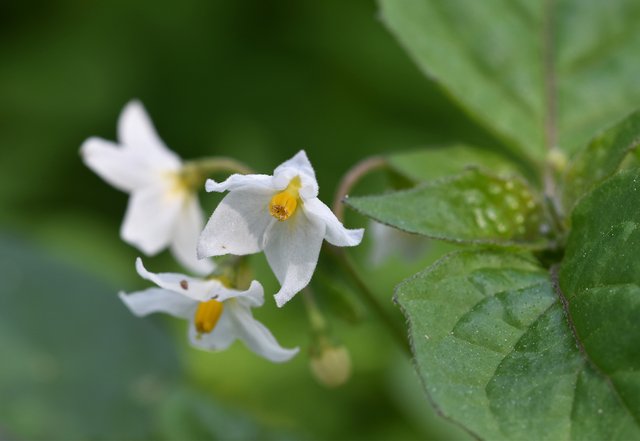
198;150;364;307
119;258;299;363
80;100;213;275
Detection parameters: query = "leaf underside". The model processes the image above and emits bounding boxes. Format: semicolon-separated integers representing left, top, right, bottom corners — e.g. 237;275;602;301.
379;0;640;159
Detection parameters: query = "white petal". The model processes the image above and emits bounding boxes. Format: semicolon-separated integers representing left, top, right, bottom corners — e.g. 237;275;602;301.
227;302;299;362
197;188;275;258
205;174;275;193
274;150;316;181
188;311;237;351
135;258;220;301
80;137;152;192
117;100;181;170
273;150;319;199
170;195;215;275
264;212;325;307
121;184;184;255
303;198;364;247
119;288;196;319
220;280;265;307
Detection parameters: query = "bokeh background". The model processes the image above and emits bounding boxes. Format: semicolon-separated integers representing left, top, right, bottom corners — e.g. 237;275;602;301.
0;1;504;439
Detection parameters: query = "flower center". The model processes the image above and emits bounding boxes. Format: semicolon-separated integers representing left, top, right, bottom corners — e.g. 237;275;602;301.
194;299;224;334
269;176;301;221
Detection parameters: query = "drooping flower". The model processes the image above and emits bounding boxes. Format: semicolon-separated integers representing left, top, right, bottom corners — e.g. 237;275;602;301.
198;150;364;307
80;100;213;275
119;258;299;362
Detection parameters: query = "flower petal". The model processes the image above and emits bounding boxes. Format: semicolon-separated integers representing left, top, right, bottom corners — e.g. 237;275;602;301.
80;137;152;192
135;258;220;301
117;100;181;170
188;311;237;351
197;188;275;258
170;195;215;275
218;280;265;307
119;288;195;319
121;185;184;255
303;198;364;247
274;150;316;181
273;150;318;199
205;174;275;193
264;213;325;307
227;302;299;362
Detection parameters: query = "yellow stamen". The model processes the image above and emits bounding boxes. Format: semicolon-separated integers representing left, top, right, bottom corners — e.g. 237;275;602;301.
194;299;224;334
269;176;302;221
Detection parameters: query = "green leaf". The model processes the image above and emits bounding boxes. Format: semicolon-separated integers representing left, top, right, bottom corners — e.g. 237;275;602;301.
561;168;640;293
379;0;640;158
558;169;640;430
388;144;527;184
396;250;640;440
562;109;640;210
347;169;549;248
0;234;181;440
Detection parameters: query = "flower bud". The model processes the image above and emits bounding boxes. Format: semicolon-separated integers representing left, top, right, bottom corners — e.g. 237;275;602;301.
310;344;351;388
547;149;568;173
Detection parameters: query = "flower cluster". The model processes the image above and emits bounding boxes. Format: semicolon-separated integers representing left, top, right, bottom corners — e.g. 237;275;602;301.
81;100;363;363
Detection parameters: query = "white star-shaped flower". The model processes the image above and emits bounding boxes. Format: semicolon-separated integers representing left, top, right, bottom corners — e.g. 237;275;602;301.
197;150;364;307
80;100;213;275
119;258;299;362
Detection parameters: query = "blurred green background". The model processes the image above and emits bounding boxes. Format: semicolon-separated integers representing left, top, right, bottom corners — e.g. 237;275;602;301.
0;1;503;439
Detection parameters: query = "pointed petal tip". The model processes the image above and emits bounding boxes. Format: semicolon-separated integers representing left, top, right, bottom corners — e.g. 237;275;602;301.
134;257;153;281
347;228;365;246
274;291;294;308
121;229;161;256
247;279;265;294
79;136;103;156
204;179;220;192
271;346;300;363
121;99;145;117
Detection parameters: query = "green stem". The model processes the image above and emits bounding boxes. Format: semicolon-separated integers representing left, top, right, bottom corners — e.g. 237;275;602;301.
181;157;254;191
185;157;254;175
332;156;387;221
331;248;411;356
302;288;327;334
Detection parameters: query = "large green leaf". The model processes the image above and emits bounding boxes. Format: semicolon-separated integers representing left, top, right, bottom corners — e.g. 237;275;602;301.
347;169;549;248
396;250;640;440
379;0;640;158
558;169;640;427
388;144;527;184
561;168;640;293
562;109;640;211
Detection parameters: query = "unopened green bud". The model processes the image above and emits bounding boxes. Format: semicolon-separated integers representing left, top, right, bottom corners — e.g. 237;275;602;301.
547;149;568;173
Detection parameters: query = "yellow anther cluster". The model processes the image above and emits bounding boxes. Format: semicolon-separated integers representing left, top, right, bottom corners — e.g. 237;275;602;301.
194;299;224;334
269;176;302;221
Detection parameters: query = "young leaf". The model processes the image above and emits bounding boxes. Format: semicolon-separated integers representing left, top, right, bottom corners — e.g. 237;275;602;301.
388;144;526;184
379;0;640;158
396;250;640;440
562;109;640;210
347;170;549;249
